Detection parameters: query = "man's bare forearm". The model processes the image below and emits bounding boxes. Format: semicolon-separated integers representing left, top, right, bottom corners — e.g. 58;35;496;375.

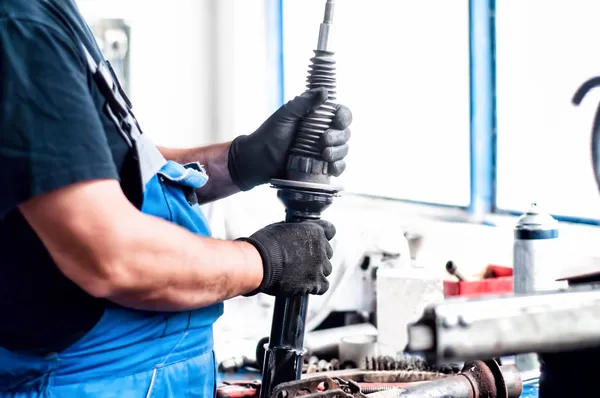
103;211;263;311
158;143;240;204
19;179;264;312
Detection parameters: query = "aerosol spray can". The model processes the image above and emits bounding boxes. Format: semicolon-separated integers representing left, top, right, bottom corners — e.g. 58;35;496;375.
513;203;565;372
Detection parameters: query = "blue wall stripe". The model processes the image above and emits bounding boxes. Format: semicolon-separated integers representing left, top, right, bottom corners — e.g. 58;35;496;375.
277;0;285;105
468;0;495;216
266;0;285;108
497;210;600;227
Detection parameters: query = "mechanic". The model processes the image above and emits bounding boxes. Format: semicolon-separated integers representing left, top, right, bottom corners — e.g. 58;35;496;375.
0;0;352;396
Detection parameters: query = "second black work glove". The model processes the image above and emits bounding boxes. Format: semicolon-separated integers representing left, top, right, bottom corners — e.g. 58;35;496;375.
228;88;353;191
238;220;336;297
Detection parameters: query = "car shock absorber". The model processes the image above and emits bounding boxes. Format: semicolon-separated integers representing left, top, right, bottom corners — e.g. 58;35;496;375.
259;1;342;397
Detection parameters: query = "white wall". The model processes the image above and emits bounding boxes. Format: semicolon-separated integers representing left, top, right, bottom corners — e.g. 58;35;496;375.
496;0;600;219
282;0;472;206
212;0;281;142
76;0;277;148
77;0;215;146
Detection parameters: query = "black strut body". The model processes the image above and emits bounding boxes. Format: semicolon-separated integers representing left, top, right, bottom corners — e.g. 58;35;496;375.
259;1;341;397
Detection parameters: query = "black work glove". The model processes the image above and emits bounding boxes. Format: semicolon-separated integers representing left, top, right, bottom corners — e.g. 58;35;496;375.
238;220;336;296
228;88;353;191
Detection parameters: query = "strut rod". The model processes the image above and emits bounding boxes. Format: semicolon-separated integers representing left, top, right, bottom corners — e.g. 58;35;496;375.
259;1;342;397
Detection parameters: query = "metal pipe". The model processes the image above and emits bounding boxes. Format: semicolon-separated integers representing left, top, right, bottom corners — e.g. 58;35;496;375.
317;0;335;51
406;284;600;364
260;250;310;397
267;266;309;351
366;361;522;398
260;204;337;398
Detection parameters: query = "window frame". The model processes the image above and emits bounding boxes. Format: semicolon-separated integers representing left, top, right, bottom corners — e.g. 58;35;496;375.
275;0;600;226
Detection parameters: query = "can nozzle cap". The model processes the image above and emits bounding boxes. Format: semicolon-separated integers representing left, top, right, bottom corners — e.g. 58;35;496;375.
516;202;558;229
528;202;541;214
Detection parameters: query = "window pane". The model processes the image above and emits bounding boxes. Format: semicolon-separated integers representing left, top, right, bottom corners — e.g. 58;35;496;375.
282;0;471;206
496;0;600;218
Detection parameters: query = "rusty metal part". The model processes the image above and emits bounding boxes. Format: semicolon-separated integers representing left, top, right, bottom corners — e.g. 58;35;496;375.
364;356;427;372
302;369;447;383
357;382;426;394
496;364;523;398
361;371;447;384
407;284;600;364
362;356;461;374
367;360;522;398
269;375;367;398
268;360;521;398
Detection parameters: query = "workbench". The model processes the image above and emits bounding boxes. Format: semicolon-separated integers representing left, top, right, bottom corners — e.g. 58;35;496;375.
218;368;542;397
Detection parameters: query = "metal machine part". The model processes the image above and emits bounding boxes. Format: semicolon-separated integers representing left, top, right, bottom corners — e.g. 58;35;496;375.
266;360;521;398
406;284;600;364
362;356;461;375
303;368;448;383
445;261;466;282
271;376;365;398
376;267;444;358
260;2;342;397
366;361;522;398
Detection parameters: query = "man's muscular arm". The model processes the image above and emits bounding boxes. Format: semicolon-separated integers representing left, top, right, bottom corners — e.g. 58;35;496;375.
19;179;262;311
158;143;239;204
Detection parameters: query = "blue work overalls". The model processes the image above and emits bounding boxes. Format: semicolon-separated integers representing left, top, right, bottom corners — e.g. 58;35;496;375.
0;43;223;397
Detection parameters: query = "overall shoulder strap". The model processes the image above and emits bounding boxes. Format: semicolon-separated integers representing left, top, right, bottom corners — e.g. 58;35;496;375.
81;43;169;205
46;1;167;205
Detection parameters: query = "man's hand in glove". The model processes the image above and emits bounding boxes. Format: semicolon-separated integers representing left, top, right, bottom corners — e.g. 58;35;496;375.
228;88;353;191
237;220;336;296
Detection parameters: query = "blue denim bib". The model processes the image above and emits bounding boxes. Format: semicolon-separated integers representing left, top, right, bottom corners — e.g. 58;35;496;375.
0;156;224;397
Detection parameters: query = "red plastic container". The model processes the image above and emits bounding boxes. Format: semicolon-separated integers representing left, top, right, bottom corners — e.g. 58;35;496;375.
444;265;513;298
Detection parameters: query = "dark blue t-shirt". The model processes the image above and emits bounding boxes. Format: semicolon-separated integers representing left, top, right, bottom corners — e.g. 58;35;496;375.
0;0;132;353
